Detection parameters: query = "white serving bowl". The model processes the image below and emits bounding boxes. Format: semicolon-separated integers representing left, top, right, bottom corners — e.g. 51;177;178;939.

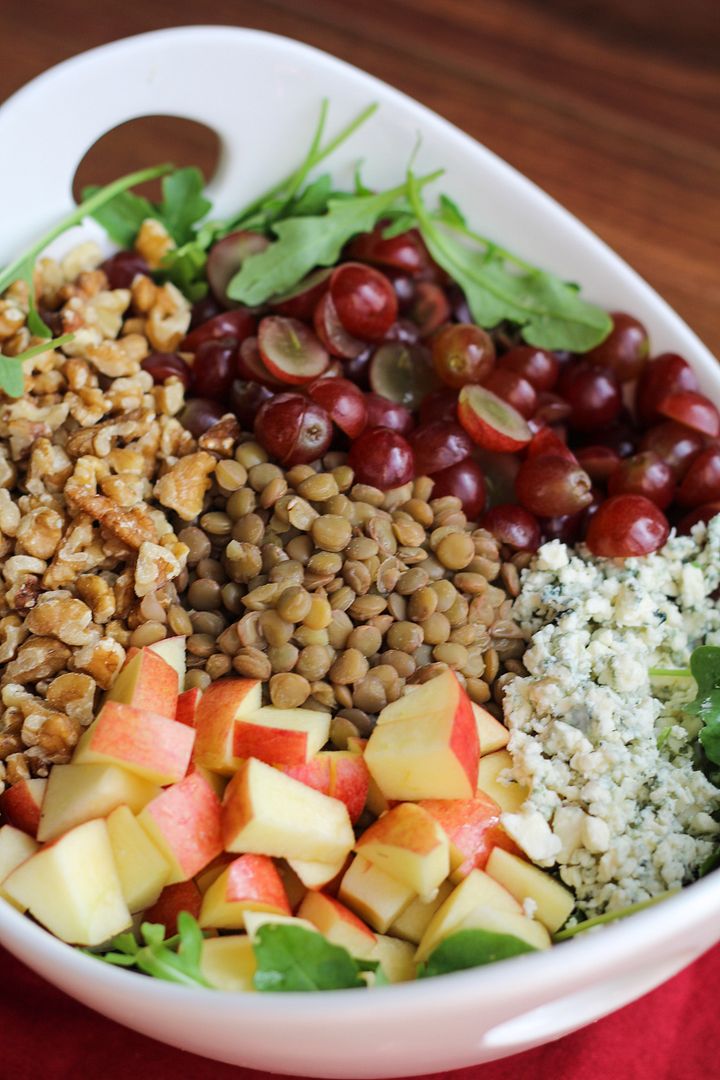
0;25;718;1077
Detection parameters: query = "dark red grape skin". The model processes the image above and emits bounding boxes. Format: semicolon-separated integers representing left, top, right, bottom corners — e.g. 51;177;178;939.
231;380;274;430
190;295;224;329
575;445;621;484
255;394;332;466
182;309;256;353
480;504;541;552
271;268;331;321
607;451;675;510
431;459;487;518
407;282;451;338
558;361;622;431
342;348;373;388
409;421;473;476
419;387;460;426
533;392;572;427
192;339;238;400
676;448;720;508
432;324;496;389
330;263;398;341
635;353;699;427
499;346;560;392
306;377;368;439
515;455;593;517
585;495;669;557
526;428;577;464
347;224;431;275
179;398;227;437
585;312;650;382
141;352;192;389
677;502;720;535
364;393;414;436
101;251;150;289
482;369;537;419
656;390;720;437
639;421;704;479
313;292;367;359
348;428;414;489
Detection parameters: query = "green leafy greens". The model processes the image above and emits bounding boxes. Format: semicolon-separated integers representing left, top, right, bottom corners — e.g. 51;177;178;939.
553;890;678;941
252;924;386;991
683;645;720;767
87;913;211;988
417;929;537;978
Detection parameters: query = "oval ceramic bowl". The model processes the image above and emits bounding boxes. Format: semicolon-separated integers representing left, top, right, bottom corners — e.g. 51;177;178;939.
0;25;718;1078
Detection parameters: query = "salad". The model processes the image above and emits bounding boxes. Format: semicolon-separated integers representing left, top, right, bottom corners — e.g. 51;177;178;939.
0;100;718;993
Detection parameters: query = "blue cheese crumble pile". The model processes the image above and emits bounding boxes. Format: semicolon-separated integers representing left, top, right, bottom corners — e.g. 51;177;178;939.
501;517;720;917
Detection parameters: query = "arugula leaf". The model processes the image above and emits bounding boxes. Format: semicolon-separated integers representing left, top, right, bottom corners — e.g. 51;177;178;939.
682;646;720;767
407;172;612;352
417;929;536;979
252;924;381;991
0;333;75;399
81;187;155;248
688;645;720;703
157;167;213;246
553;890;678;940
87;915;211;988
437;192;467;229
161;242;210;301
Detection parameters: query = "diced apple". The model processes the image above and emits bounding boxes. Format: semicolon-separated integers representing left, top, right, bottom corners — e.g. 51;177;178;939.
278;752;369;824
199;854;291;929
389;881;453;945
364;670;479;800
200;935;256;992
144;880;202;935
477;751;528;813
287;853;350;891
38;763;159;843
338;855;416;933
193;679;262;775
222;758;354;864
234;706;330;767
276;756;332;795
369;935;416;983
415;868;522;962
186;762;227;799
176;687;202;728
298;891;377;960
276;861;308;912
0;825;39;911
195;853;235;895
418;794;522;881
2;819;131;945
472;702;510;755
107;647;178;719
454;904;551;951
243;911;318;941
355;802;450;899
366;775;395;818
147;636;186;686
106;805;170;912
0;778;46;837
486;846;575;933
139;772;223;883
73;701;194;786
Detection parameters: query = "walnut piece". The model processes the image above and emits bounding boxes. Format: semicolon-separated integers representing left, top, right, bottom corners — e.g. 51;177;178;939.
134;540;185;598
45;672;96;725
25;596;95;646
154;451;216;521
71;637;125;689
3;637;72;684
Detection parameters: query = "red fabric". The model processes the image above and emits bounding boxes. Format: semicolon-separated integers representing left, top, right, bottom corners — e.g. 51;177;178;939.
1;942;716;1079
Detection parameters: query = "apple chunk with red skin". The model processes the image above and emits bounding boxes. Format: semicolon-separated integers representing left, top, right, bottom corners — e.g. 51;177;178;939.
418;794;524;881
139;771;223;883
355;802;450;899
0;777;46;837
277;751;369;823
338;855;415;933
147;636;186;686
38;763;159;842
176;687;202;728
199;853;291;929
364;670;479;800
73;701;194;786
193;679;261;775
144;880;202;936
472;702;509;755
0;825;39;911
233;706;330;767
107;647;178;719
298;890;377;960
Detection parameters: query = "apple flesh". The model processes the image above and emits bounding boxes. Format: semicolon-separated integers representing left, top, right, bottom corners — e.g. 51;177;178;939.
369;934;416;983
472;702;510;755
389;881;453;945
364;670;479;800
200;935;256;992
145;880;202;935
193;679;262;775
139;772;223;883
233;706;330;767
0;777;46;837
418;794;521;881
277;751;369;824
147;636;186;686
73;701;195;786
286;852;350;891
38;763;159;843
107;647;178;719
453;904;551;950
355;802;450;899
486;846;575;932
415;868;521;962
338;855;416;933
0;825;39;911
222;758;354;864
476;750;529;813
298;891;377;959
199;853;291;929
243;911;317;941
2;819;131;945
176;687;202;728
106;804;170;912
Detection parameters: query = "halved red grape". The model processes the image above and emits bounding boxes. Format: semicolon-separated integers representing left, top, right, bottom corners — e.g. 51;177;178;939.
482;369;537;419
575;445;621;483
526;427;577;464
190;295;223;329
656;390;720;437
409;421;473;476
607;451;675;509
635;353;699;427
515;456;593;517
558;361;622;431
237;337;285;388
369;342;439;410
639;421;703;478
330;262;398;340
192;339;238;400
677;502;720;534
347;224;431;275
432;324;496;389
431;458;486;518
458;385;532;453
306;377;368;439
585;495;669;557
257;316;329;385
419;387;460;426
271;268;332;320
101;250;149;289
364;393;414;436
313;292;367;359
480;504;541;551
231;380;274;430
141;352;192;389
499;346;559;392
182;309;256;352
348;428;414;490
676;448;720;508
207;231;270;307
407;282;451;338
585;312;650;382
179;398;227;437
255;394;332;466
533;391;572;428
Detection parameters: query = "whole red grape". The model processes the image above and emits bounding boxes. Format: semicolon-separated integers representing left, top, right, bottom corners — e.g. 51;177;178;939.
575;445;621;483
230;380;274;429
558;361;622;431
585;495;669;556
364;393;414;435
409;421;473;476
306;377;368;439
182;308;256;352
483;368;537;418
585;312;650;382
255;394;332;466
499;346;560;392
515;455;593;516
431;459;486;518
432;324;496;389
607;451;675;509
101;250;150;289
179;398;227;437
419;387;459;426
676;448;720;508
635;353;698;427
192;339;237;400
639;421;704;478
141;352;192;389
348;428;414;489
480;504;541;551
330;263;398;340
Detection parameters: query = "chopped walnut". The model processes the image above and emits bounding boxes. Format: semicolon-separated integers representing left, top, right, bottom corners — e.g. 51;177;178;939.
134;540;186;598
76;574;116;624
198;415;242;457
71;636;125;689
3;636;72;684
46;672;96;725
0;489;20;537
43;515;106;589
135;219;175;269
25;438;72;495
153;378;185;417
15;506;65;559
130;274;158;314
25;596;95;646
154;450;215;521
84;333;148;378
0;615;27;662
60;242;103;282
145;283;191;352
0;300;26;340
61;288;131;353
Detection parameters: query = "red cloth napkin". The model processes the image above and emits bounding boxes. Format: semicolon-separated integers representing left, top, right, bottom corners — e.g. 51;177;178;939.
1;942;715;1079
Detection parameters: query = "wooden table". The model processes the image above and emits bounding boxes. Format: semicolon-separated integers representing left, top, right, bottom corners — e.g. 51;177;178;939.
1;0;718;354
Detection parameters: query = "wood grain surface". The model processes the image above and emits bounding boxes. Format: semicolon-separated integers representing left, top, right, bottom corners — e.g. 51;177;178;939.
1;0;718;353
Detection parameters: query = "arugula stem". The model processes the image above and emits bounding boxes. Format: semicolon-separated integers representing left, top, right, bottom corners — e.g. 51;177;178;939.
432;215;536;273
271;98;329;220
649;668;692;678
9;333;75;362
553;890;678;941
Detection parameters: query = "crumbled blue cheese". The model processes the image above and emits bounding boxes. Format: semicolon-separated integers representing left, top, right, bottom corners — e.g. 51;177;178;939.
502;518;720;917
